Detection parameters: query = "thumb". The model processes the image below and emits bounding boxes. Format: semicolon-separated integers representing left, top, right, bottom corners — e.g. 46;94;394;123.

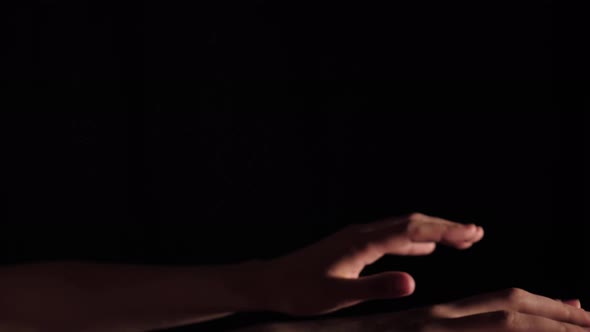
334;272;416;303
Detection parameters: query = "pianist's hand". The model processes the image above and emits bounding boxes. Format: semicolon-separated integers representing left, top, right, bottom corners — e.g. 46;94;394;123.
257;213;484;316
255;289;589;332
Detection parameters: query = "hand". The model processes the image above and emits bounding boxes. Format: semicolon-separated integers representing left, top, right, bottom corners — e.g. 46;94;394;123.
257;213;484;316
361;288;590;332
256;289;590;332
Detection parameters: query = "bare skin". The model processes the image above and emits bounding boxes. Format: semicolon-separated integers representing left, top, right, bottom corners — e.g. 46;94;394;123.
0;213;584;332
250;291;589;332
257;213;485;315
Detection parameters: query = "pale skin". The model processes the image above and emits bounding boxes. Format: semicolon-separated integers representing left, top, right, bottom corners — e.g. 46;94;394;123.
0;213;586;332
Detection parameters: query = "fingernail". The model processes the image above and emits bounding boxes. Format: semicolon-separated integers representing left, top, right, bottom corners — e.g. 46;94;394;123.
563;299;582;308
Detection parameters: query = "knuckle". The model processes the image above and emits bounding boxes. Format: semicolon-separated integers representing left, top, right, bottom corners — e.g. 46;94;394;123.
493;310;518;328
560;306;573;321
365;241;381;253
408;212;425;221
426;304;449;318
502;288;528;304
408;223;423;236
350;241;379;255
407;218;425;232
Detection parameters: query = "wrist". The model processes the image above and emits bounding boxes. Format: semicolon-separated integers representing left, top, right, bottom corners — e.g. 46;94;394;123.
229;259;278;312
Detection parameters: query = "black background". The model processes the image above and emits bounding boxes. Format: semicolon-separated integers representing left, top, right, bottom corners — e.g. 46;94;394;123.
2;1;589;331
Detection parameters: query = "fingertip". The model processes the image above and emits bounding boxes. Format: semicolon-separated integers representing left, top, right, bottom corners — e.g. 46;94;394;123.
398;271;416;295
406;273;416;295
477;226;485;238
464;225;485;243
383;272;416;297
469;226;484;243
445;224;478;242
563;299;582;308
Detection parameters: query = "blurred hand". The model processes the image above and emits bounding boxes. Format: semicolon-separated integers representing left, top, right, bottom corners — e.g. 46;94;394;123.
258;213;484;315
256;289;590;332
359;288;590;332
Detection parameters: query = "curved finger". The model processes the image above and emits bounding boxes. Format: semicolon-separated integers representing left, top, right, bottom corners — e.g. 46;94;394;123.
433;288;590;327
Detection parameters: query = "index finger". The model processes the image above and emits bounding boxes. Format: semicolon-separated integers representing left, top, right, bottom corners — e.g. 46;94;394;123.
435;288;590;328
362;213;471;232
432;311;589;332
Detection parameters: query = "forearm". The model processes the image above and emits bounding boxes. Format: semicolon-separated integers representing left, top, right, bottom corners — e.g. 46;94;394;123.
0;261;270;332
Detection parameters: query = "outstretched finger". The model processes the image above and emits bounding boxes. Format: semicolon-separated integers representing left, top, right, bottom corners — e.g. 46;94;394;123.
331;272;416;305
433;288;590;327
431;311;589;332
351;214;483;257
